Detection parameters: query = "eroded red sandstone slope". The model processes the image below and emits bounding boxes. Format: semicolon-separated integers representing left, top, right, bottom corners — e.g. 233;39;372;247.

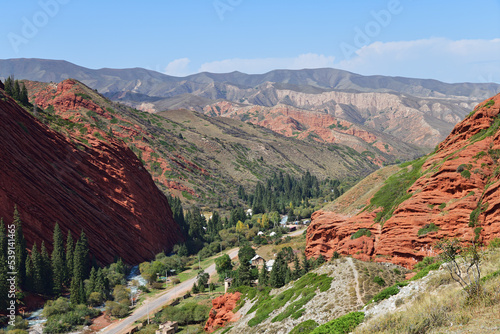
0;88;182;264
306;94;500;267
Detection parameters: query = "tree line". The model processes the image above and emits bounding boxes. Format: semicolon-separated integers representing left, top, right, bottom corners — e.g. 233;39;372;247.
2;76;30;106
238;171;343;216
0;207;120;311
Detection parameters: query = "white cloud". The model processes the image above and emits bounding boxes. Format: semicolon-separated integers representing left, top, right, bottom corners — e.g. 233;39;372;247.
198;53;335;74
164;58;191;76
335;38;500;83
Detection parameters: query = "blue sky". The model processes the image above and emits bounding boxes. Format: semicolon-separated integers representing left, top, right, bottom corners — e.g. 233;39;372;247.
1;0;500;83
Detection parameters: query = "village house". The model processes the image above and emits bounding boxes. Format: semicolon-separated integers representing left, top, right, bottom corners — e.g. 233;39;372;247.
250;254;266;268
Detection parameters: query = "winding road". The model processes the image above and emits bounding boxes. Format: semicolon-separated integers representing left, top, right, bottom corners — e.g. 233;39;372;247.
101;227;306;334
102;248;240;334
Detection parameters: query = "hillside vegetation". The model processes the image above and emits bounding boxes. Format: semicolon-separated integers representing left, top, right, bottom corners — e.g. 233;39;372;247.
24;79;377;210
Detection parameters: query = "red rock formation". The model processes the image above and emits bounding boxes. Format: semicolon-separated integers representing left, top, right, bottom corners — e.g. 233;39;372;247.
204;102;404;165
204;292;241;333
24;79;199;199
306;94;500;268
0;88;183;265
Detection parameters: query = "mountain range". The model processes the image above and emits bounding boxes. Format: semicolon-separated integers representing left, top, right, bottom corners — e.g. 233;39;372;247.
2;58;500;154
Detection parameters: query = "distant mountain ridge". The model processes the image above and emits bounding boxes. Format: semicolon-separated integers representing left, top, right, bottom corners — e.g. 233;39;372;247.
1;58;499;99
2;58;499;152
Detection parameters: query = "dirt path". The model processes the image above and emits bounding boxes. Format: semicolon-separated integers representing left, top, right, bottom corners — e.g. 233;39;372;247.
347;257;364;306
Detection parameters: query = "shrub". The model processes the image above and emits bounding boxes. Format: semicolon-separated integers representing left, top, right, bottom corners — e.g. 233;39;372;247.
151;282;163;289
43;297;71;317
157;302;210;325
370;282;408;303
418;223;439;236
290;319;319;334
461;170;471;179
373;276;386;286
488;237;500;249
44;304;99;333
310;311;364;334
411;261;441;281
105;301;129;318
87;292;103;306
484;99;495;108
138;285;150;293
351;228;371;240
436;239;482;300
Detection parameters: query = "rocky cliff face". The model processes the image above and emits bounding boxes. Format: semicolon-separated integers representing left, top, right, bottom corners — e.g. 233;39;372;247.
0;88;183;265
306;94;500;267
203;101;421;165
204;292;241;333
24;79;200;198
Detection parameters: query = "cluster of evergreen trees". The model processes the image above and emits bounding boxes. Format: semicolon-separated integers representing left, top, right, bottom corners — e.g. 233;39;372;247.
238;171;343;215
263;248;325;289
213;244;328;291
167;195;226;255
0;208;112;310
3;76;30;106
165;172;343;257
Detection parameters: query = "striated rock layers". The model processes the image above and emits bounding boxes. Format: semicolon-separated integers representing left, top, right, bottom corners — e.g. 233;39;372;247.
203;101;421;165
306;94;500;267
204;292;241;333
0;88;183;265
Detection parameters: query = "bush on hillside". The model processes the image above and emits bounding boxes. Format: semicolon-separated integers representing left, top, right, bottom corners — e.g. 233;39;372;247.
310;311;364;334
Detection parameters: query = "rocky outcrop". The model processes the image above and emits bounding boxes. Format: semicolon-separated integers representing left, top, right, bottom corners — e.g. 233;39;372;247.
204;292;241;333
24;79;200;199
306;94;500;267
0;88;183;265
203;102;420;165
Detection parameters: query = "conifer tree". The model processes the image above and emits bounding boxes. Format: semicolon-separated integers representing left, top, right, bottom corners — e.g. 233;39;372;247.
13;80;21;100
258;265;268;286
0;220;8;310
20;83;29;105
79;280;86;304
24;253;33;293
31;243;43;294
293;255;302;279
70;277;79;305
4;76;13;96
314;254;326;268
95;267;108;298
237;259;252;286
73;231;90;283
301;252;310;274
41;241;53;295
13;207;26;290
86;267;97;297
51;224;66;295
66;231;74;284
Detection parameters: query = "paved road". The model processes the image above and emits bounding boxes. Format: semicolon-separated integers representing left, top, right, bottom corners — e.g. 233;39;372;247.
102;248;240;334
